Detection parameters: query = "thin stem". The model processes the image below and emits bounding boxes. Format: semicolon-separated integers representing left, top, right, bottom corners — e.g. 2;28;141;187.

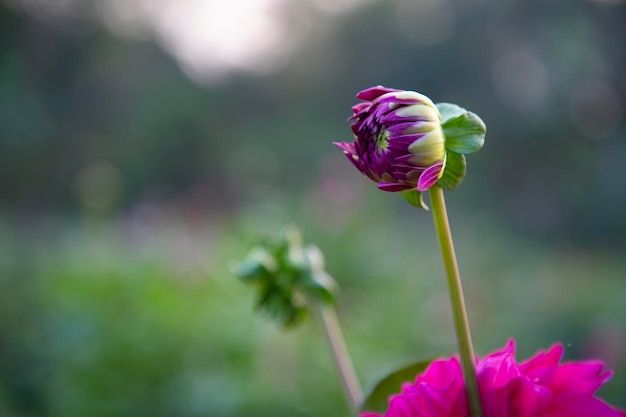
315;304;362;408
429;185;484;417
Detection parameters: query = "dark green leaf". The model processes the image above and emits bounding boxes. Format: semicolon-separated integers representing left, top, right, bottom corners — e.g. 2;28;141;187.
437;152;466;190
359;359;433;414
441;111;486;154
400;189;428;210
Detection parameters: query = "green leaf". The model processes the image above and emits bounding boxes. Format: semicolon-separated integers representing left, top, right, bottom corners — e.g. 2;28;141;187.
232;248;277;281
359;359;433;414
441;110;486;155
302;246;339;304
400;189;428;210
437;152;466;190
436;102;466;124
302;271;337;304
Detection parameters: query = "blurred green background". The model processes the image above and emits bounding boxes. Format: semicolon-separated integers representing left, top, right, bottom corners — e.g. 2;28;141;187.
1;0;625;415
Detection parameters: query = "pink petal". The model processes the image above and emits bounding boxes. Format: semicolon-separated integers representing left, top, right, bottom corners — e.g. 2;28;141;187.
417;162;443;192
546;394;622;417
520;344;563;375
519;345;562;390
416;358;462;389
333;141;356;154
551;362;612;395
351;102;371;116
386;393;424;417
377;182;412;192
356;85;401;101
477;350;521;388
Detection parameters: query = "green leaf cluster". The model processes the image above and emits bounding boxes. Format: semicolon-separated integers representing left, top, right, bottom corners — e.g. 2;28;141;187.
233;227;338;328
436;102;486;191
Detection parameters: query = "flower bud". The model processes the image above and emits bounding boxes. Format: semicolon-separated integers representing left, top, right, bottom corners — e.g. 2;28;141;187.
334;86;446;194
335;86;486;208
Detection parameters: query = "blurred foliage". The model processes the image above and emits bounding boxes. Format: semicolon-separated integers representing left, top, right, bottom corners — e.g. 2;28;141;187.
0;205;625;416
234;227;338;328
0;0;625;243
1;0;626;416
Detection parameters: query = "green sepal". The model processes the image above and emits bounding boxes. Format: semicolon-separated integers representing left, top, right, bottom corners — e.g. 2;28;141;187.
358;358;434;414
436;103;486;155
400;189;428;210
437;152;466;190
436;102;466;124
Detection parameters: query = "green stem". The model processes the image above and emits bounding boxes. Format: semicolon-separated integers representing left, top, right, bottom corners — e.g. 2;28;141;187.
316;304;362;408
429;185;483;417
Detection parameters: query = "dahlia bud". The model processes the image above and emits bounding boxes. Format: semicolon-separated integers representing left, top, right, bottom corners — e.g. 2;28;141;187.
334;86;486;209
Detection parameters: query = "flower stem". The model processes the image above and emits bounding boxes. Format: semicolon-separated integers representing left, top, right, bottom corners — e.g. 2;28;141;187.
429;185;484;417
315;304;362;408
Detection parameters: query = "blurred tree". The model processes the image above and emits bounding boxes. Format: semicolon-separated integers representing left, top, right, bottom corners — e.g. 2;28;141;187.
0;1;625;243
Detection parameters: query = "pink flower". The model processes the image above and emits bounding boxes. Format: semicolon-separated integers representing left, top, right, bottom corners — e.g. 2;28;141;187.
364;340;625;417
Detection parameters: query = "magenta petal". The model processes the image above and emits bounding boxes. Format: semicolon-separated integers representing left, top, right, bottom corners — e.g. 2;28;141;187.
370;104;396;123
378;182;412;192
395;154;415;164
333;141;356;154
386;394;423;417
356;85;400;101
417;358;462;388
391;164;425;173
551;362;612;395
351;102;371;116
413;385;457;417
521;344;563;373
546;394;622;417
477;340;521;388
479;354;521;388
514;378;552;417
417;162;443;191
